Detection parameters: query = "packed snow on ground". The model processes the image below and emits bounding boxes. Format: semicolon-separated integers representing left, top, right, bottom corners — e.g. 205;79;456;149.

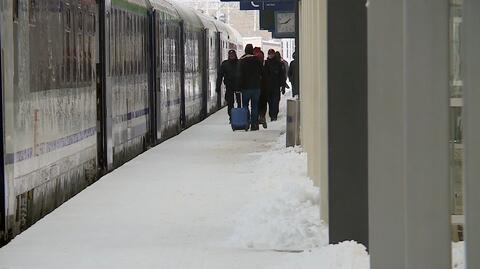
228;119;370;268
229;134;329;250
452;241;465;269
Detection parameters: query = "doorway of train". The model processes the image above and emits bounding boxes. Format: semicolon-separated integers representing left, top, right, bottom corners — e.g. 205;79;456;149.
0;19;7;240
96;0;113;175
216;32;222;109
0;21;6;242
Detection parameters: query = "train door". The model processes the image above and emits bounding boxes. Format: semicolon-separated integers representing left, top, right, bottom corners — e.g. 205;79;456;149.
216;32;222;108
0;15;6;241
148;10;157;146
179;22;186;128
97;0;114;174
202;29;209;118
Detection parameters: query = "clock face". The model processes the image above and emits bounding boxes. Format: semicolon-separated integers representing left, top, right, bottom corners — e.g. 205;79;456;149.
276;12;295;34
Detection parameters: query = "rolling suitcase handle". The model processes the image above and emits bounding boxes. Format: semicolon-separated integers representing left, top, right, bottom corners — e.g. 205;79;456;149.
235;91;243;108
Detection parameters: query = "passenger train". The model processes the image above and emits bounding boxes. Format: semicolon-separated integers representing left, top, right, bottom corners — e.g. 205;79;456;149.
0;0;243;244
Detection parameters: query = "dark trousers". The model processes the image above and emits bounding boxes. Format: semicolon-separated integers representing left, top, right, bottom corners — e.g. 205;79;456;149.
259;90;269;120
242;89;261;125
225;89;241;118
268;90;281;119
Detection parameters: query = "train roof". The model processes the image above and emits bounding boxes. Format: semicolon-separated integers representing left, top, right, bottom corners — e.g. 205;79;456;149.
147;0;180;18
196;13;219;32
213;20;243;45
112;0;149;15
229;26;243;45
169;2;204;30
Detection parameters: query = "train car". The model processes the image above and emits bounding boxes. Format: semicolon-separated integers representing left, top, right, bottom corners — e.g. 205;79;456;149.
149;0;183;142
197;13;221;115
1;0;243;244
173;4;205;128
0;0;98;238
104;0;150;169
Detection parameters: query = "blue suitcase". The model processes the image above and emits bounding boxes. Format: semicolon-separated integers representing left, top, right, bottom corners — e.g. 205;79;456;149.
231;92;249;131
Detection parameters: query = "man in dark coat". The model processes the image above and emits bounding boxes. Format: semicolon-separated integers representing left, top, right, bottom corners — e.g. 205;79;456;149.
288;51;298;97
237;44;263;131
254;49;269;129
265;49;286;121
216;50;239;120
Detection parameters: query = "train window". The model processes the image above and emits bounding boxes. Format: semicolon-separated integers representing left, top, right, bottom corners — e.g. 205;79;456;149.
114;10;118;76
126;13;131;76
84;31;88;83
122;11;126;76
142;18;145;74
130;14;134;76
65;6;72;30
117;10;121;76
112;9;117;76
29;0;37;25
136;15;139;75
118;10;122;76
91;14;96;35
78;10;84;83
78;10;83;32
140;18;144;74
130;13;134;76
13;0;19;22
134;15;137;75
64;4;72;85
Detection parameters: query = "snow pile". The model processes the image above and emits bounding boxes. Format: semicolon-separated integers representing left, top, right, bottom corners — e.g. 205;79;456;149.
230;135;328;250
452;241;465;269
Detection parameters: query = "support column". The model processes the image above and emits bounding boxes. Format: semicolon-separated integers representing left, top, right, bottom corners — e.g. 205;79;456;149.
462;0;480;267
368;1;451;268
299;0;329;223
327;0;368;247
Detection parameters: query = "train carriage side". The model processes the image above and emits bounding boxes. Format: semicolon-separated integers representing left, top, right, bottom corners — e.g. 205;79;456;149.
148;0;183;142
197;14;220;116
105;0;150;168
1;0;98;241
172;4;206;128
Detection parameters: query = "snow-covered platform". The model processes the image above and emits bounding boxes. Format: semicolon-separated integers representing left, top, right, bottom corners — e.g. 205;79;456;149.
0;99;372;268
0;101;465;268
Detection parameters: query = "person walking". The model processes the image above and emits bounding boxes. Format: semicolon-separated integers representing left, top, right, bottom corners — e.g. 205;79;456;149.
277;51;290;90
216;50;239;121
288;51;298;97
237;44;263;131
254;49;269;129
265;49;286;121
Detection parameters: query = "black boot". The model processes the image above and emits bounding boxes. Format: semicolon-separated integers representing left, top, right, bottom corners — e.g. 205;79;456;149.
250;124;259;131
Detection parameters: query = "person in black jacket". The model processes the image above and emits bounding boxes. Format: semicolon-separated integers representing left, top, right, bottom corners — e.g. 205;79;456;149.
288;51;298;97
264;49;286;121
216;50;239;120
238;44;263;131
